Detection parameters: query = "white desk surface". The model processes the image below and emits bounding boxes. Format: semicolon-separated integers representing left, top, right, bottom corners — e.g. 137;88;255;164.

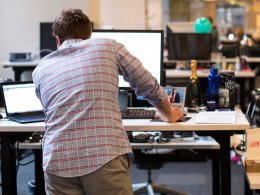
166;69;255;78
18;136;220;150
1;60;40;67
131;136;220;150
0;111;250;133
246;172;260;189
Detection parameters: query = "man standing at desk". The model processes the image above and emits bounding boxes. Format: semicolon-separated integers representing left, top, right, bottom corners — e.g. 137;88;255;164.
32;9;183;195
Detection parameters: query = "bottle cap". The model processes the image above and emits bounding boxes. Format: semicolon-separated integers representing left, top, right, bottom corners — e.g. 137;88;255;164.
210;67;218;75
191;60;197;67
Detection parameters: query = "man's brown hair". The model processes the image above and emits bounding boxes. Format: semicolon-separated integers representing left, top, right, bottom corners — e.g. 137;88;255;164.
52;9;92;42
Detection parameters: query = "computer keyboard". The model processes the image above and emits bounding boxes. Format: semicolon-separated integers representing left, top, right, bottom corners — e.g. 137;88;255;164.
9;114;46;123
121;109;156;119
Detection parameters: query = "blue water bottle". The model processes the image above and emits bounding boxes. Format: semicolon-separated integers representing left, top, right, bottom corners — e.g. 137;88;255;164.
206;66;220;111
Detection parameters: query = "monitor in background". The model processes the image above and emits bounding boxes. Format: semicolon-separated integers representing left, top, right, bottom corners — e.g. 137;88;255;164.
91;30;164;88
40;22;57;58
167;27;212;61
39;22;95;59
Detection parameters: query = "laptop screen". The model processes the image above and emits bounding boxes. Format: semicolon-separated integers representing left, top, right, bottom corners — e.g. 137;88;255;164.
118;90;128;110
1;82;43;115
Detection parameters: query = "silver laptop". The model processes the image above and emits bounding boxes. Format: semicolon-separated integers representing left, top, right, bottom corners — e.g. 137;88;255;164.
1;82;45;123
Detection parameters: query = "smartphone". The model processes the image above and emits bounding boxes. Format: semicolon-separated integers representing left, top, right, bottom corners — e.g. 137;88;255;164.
151;116;191;122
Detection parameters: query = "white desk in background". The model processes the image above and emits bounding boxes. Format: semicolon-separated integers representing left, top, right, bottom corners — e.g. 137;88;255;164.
1;55;259;81
165;69;255;78
0;110;249;195
1;60;40;67
241;56;260;63
1;60;39;81
164;58;237;65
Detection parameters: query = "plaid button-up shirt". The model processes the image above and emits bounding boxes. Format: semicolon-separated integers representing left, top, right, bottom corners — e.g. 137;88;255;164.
32;38;167;177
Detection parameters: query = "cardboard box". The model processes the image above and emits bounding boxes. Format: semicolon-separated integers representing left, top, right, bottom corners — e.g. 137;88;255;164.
245;160;260;172
246;128;260;172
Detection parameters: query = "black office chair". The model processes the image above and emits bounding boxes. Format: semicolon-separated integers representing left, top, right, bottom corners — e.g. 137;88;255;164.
128;129;187;195
132;148;187;195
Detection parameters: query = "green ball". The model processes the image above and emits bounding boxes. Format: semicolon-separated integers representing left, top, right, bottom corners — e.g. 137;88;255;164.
194;17;212;33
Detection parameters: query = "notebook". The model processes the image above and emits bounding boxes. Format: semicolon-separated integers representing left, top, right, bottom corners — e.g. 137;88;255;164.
1;82;45;123
195;111;237;124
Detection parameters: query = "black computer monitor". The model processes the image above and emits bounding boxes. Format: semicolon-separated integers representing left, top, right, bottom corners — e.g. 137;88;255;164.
91;30;165;88
40;22;57;58
167;28;212;61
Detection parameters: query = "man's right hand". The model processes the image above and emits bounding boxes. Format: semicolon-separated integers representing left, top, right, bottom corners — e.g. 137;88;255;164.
155;97;184;123
161;106;183;123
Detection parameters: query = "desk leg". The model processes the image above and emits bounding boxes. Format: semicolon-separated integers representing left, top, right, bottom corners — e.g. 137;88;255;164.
12;67;23;82
211;149;220;195
212;134;231;195
244;175;253;195
34;149;45;195
236;78;245;112
12;67;36;82
1;137;17;195
237;77;255;113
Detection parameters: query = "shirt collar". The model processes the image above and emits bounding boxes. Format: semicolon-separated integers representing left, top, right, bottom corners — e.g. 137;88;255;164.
59;39;84;50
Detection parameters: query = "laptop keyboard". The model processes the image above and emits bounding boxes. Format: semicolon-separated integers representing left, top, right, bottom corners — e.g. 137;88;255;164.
9;114;45;123
121;109;156;119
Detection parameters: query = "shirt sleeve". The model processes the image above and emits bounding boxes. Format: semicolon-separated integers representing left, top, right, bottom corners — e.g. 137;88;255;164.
114;41;167;106
32;67;45;109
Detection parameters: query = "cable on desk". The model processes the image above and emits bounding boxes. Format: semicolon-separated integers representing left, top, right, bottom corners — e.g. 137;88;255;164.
16;141;35;175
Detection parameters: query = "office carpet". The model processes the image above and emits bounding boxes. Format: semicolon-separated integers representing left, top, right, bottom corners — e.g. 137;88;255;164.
0;150;245;195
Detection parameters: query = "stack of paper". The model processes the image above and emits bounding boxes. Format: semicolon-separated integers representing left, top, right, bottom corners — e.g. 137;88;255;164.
195;111;237;124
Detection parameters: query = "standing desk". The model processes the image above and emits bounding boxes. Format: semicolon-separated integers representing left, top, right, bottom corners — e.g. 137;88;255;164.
0;111;249;195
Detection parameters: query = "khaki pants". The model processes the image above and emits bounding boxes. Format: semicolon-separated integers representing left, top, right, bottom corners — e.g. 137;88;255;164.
44;154;133;195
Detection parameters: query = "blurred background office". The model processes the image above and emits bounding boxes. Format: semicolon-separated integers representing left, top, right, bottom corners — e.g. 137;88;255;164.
1;0;260;80
1;1;259;194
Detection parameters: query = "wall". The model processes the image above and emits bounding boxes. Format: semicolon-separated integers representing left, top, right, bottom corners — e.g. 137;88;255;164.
2;1;258;80
189;1;204;21
147;0;163;29
244;1;260;34
204;2;217;26
99;0;146;29
0;0;88;80
88;0;100;28
0;0;149;80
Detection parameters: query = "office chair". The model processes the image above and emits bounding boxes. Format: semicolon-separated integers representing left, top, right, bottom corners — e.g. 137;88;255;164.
132;149;187;195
